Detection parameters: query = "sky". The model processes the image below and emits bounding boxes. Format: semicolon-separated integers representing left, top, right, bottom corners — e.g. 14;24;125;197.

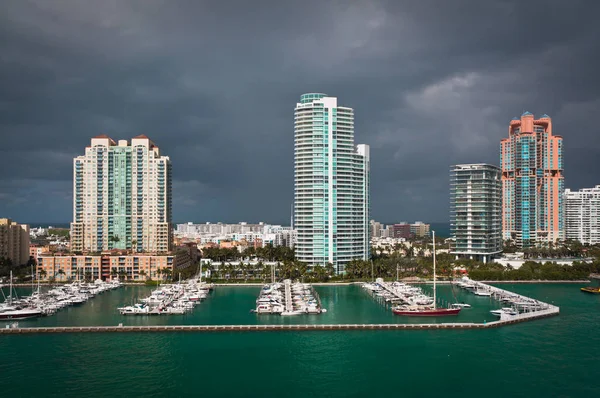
1;0;599;225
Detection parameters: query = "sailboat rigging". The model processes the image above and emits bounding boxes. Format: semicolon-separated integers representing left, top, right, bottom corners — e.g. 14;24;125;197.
392;231;461;316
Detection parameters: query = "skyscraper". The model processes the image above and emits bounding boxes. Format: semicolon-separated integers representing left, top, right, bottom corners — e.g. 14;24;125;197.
500;112;564;248
450;164;502;263
564;186;600;245
294;93;370;273
70;135;172;254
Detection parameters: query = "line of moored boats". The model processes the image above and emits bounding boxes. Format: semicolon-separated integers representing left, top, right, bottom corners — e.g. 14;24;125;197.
455;277;551;317
117;278;213;315
0;272;122;320
252;279;326;315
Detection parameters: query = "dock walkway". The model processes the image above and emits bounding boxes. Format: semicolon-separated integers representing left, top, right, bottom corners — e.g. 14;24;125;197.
0;309;558;335
462;280;560;322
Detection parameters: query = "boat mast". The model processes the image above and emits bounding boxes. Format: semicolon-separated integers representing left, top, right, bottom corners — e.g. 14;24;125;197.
433;231;436;309
9;270;13;306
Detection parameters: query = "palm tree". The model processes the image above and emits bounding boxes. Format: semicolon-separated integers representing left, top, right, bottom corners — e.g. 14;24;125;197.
139;270;147;281
56;269;66;281
39;269;47;281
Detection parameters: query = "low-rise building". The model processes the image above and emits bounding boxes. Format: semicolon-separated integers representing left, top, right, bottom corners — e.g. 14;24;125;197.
37;251;192;281
0;218;30;266
175;222;296;248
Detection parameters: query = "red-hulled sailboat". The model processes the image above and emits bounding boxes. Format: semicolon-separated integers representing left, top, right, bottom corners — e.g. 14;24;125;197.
392;231;461;317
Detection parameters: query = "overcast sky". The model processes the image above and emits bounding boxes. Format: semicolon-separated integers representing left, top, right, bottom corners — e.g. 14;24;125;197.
1;0;599;225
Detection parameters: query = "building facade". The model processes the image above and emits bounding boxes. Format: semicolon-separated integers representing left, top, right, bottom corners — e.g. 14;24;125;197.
500;112;564;248
0;218;30;266
37;252;192;281
565;186;600;245
294;93;370;273
410;222;430;238
392;223;411;239
450;164;502;263
70;135;172;254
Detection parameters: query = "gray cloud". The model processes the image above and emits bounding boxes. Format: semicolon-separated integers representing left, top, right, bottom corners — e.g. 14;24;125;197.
1;0;599;225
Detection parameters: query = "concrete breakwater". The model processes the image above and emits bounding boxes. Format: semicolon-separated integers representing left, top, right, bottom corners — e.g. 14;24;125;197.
1;309;558;334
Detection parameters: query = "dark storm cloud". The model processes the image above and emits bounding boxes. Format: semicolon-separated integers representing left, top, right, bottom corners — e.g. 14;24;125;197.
1;0;599;224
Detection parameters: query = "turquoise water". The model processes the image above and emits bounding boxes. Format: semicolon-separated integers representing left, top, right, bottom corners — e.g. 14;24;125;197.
6;284;506;326
1;284;599;397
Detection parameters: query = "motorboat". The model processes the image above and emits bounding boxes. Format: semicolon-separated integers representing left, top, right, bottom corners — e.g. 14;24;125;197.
451;303;471;308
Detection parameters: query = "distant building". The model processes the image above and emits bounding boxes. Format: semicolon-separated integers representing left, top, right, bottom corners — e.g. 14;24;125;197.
392;223;411;239
500;112;564;247
565;186;600;245
175;222;296;249
370;220;383;238
410;221;430;238
0;218;30;266
294;93;370;273
70;135;172;254
450;164;502;263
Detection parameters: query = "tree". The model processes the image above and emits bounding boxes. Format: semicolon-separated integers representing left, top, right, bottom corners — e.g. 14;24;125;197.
39;269;47;281
56;269;66;281
139;270;147;281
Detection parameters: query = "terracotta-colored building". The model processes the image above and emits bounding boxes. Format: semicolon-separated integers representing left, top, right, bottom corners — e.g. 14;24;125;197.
37;252;191;281
501;112;564;248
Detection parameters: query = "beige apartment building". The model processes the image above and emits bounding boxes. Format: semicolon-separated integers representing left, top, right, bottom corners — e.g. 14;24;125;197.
0;218;30;266
70;135;172;254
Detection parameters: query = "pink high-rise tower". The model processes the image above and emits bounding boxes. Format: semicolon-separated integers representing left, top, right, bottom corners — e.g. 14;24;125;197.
500;112;564;248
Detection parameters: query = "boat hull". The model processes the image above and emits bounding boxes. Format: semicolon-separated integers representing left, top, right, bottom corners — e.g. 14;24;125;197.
0;311;43;320
392;308;461;317
581;287;600;294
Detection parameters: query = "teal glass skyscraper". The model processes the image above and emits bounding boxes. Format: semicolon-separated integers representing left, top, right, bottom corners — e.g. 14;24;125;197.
294;93;370;273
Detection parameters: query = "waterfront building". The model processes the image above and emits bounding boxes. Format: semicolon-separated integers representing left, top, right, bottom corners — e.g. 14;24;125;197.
450;164;502;263
0;218;30;266
564;186;600;245
29;244;49;264
37;251;192;281
500;112;564;247
70;135;172;254
293;93;370;273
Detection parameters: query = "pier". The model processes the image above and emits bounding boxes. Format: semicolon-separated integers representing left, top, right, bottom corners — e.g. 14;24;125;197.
457;278;560;321
0;308;559;335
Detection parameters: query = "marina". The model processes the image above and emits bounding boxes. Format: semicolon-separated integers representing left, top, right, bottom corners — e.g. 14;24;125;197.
117;277;213;315
456;277;559;319
0;281;593;398
0;271;122;320
252;279;325;315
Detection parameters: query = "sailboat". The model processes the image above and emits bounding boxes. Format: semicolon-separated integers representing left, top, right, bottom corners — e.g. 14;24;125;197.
392;231;461;316
0;271;43;320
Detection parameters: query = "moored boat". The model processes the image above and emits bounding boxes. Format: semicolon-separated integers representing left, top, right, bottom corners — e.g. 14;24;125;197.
392;231;461;317
580;286;600;294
